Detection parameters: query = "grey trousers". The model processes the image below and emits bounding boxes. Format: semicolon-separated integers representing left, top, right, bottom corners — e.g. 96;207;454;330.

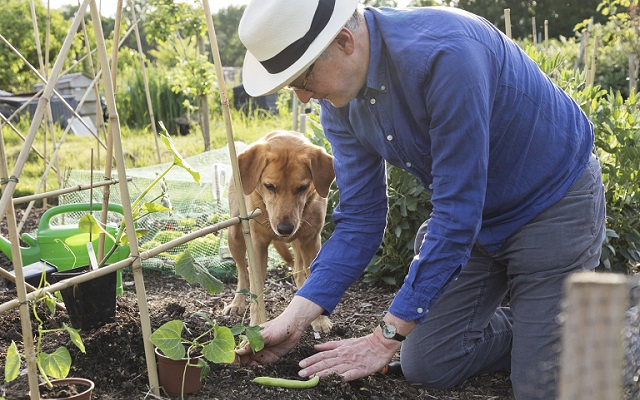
400;154;606;400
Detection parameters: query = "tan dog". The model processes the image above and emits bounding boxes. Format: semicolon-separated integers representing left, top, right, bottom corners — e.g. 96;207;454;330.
223;130;335;333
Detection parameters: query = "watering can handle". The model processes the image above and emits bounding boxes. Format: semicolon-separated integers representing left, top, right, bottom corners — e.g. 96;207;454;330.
38;203;126;231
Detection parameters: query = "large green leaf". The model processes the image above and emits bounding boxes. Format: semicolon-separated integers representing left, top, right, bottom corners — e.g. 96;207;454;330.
4;341;20;382
38;347;71;379
158;122;201;183
245;326;265;353
174;251;224;294
150;320;186;360
64;324;86;353
202;326;235;364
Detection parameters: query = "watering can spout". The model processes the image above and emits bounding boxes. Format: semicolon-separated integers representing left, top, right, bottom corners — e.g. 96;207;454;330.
0;233;41;265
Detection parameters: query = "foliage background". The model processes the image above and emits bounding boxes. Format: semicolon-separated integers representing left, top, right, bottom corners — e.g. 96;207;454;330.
0;0;638;285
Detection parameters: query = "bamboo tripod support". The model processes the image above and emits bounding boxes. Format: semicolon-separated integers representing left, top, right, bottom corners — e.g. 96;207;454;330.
0;1;266;398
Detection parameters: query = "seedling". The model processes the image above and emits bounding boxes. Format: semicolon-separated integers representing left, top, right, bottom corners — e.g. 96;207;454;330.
150;311;264;399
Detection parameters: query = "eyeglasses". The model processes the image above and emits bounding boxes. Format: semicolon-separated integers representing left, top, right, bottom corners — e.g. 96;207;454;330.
288;63;315;92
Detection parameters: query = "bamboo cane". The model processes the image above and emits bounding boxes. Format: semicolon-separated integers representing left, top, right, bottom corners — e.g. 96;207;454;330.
88;0;162;395
0;33;106;148
532;16;537;46
0;209;261;312
12;178;128;205
129;0;162;163
0;1;91;396
98;0;123;267
201;0;266;326
30;0;62;209
0;127;39;400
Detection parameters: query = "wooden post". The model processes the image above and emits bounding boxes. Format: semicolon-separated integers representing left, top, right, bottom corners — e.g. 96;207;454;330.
292;95;299;131
544;20;549;51
630;53;638;95
559;272;628;400
532;16;537;46
504;9;512;39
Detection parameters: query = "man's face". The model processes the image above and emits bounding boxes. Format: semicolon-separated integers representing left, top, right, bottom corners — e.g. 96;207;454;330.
288;41;364;108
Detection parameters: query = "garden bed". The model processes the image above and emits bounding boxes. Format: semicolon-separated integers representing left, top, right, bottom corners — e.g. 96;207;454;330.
0;208;514;400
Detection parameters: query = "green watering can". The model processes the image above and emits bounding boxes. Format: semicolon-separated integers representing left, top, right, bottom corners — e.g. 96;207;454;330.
0;203;131;294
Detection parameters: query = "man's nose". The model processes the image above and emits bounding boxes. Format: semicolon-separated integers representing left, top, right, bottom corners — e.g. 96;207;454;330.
294;89;313;103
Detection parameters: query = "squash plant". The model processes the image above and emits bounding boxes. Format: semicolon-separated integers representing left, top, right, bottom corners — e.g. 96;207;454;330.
150;311;263;399
3;272;86;390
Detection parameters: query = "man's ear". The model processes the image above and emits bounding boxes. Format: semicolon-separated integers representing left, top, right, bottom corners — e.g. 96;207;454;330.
334;28;355;55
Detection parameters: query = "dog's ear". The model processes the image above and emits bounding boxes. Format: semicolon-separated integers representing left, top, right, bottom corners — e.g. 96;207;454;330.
309;148;335;198
237;143;267;195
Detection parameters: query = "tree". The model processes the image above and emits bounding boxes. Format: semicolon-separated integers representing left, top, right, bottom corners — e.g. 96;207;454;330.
211;5;246;67
449;0;605;40
0;0;69;92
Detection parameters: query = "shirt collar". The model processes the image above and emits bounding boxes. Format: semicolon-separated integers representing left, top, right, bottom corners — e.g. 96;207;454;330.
358;8;388;99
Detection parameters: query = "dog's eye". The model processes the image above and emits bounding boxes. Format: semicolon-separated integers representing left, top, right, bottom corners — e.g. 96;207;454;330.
264;183;276;192
296;184;310;194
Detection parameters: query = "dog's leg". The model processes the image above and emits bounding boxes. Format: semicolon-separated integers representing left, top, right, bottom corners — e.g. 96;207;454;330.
223;223;250;317
293;239;333;333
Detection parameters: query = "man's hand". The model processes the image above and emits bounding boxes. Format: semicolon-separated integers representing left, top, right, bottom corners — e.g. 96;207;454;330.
236;296;324;366
297;329;402;381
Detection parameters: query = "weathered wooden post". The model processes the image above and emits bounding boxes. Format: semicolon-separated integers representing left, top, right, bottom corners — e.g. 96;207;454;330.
559;272;628;400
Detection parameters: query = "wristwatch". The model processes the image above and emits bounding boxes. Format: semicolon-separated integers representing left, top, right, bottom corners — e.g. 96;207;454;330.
379;321;406;342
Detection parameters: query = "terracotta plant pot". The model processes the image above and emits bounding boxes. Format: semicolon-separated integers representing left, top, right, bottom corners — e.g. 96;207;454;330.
155;347;204;396
38;377;95;400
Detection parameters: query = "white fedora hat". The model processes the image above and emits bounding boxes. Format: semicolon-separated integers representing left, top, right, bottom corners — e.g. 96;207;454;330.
239;0;361;97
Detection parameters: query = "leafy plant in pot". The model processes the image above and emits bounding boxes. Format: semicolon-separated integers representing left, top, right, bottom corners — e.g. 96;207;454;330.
150;311;264;399
3;272;92;399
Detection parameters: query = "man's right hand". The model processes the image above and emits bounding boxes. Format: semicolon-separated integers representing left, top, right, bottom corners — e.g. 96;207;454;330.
235;295;324;366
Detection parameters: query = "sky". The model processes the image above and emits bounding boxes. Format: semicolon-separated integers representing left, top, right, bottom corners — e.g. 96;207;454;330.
46;0;413;18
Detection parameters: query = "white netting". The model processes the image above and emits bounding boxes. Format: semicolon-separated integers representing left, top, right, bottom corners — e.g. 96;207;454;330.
57;142;248;281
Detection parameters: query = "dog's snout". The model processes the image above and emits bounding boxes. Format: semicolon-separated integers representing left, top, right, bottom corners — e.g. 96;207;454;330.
276;223;295;236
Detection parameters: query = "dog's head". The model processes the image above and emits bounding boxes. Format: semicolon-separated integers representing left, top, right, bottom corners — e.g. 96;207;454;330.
237;130;335;237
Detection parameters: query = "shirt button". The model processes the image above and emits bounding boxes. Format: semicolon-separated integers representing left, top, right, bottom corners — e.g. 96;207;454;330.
370;98;376;105
386;135;393;141
380;85;386;91
405;162;412;168
417;308;424;314
428;184;433;189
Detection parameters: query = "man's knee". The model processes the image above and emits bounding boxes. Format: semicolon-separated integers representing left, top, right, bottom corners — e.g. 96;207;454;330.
400;347;467;389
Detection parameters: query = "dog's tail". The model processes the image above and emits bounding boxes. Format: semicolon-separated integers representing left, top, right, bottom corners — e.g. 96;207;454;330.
273;241;294;266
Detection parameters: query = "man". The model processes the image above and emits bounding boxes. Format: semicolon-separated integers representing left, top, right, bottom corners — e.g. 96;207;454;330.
236;1;606;399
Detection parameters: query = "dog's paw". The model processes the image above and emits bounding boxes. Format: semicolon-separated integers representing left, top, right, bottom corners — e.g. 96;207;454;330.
311;315;333;333
222;303;246;316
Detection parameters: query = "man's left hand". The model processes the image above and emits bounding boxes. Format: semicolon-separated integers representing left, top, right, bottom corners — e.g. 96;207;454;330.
298;330;402;381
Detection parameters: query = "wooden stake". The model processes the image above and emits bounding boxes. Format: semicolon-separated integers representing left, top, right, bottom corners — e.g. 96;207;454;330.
202;0;266;325
88;0;161;395
559;272;628;400
504;9;512;39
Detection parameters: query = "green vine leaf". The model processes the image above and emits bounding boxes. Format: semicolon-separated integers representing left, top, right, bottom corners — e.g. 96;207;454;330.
202;326;235;364
38;347;71;379
174;250;224;294
150;320;186;360
4;341;20;382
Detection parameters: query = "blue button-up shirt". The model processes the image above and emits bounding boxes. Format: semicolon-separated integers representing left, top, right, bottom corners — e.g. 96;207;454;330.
296;6;594;323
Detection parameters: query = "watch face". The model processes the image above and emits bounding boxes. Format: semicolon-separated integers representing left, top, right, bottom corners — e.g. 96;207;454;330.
382;323;397;338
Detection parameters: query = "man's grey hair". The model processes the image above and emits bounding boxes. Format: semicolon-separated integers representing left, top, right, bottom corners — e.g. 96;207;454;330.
344;6;364;32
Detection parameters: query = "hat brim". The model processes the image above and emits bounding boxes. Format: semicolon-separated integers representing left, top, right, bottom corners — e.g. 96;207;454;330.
242;0;361;97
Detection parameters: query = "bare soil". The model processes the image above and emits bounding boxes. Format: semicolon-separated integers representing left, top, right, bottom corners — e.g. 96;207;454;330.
0;208;514;400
